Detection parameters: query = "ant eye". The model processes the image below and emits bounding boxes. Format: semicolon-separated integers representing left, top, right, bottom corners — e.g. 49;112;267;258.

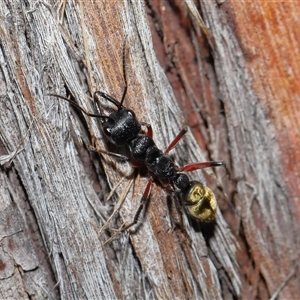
103;126;112;137
127;109;136;117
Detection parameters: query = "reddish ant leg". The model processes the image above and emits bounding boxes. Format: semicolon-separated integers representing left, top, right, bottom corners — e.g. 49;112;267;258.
129;160;144;168
178;161;224;173
121;177;153;231
140;122;153;138
164;129;187;155
163;184;191;242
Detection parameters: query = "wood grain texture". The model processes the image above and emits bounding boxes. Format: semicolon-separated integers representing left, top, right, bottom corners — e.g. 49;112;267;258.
0;0;239;299
3;0;298;299
203;2;300;299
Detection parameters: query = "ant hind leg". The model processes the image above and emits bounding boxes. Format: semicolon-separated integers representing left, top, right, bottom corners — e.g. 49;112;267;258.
119;176;153;232
165;185;192;244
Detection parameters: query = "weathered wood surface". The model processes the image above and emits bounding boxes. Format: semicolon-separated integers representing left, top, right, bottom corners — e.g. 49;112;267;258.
148;1;300;299
0;0;298;299
202;2;300;299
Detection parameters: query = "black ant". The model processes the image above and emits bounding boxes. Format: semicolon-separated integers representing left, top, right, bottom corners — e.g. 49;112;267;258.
49;41;224;233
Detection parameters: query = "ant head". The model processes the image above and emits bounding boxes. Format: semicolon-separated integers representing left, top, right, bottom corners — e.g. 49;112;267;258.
102;107;141;146
182;181;217;222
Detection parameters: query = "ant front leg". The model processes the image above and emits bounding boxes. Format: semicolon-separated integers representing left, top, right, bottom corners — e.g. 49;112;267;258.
164;129;187;154
90;144;130;162
140;122;153;138
120;177;153;232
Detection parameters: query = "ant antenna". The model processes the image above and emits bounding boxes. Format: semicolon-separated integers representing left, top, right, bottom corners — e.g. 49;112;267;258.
49;94;110;121
92;36;128;112
119;36;128;109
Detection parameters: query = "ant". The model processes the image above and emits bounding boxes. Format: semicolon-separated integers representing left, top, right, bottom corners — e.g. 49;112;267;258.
50;40;224;233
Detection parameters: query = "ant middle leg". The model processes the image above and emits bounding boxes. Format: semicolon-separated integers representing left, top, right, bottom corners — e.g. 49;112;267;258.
164;129;225;171
164;129;225;173
178;161;224;173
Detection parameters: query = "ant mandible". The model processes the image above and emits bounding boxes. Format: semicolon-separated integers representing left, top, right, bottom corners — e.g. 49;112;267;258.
50;39;224;232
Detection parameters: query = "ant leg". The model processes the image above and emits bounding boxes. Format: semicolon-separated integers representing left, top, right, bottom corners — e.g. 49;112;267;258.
164;184;191;243
91;146;147;168
165;185;184;227
91;144;146;167
164;129;188;154
121;177;153;231
178;161;224;172
173;194;191;244
140;122;153;138
90;145;130;161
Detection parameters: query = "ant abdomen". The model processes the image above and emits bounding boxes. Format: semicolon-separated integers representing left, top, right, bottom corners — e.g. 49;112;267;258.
182;181;217;222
